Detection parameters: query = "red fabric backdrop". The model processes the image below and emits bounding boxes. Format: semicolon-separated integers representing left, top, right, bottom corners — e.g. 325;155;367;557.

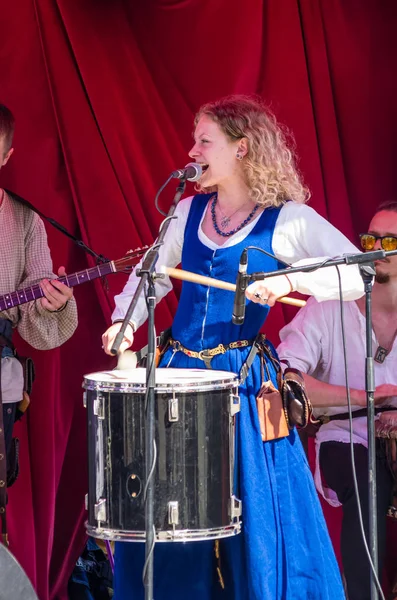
1;1;397;598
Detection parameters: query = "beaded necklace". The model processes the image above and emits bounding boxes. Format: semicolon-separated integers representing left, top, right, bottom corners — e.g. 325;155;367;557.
210;193;260;237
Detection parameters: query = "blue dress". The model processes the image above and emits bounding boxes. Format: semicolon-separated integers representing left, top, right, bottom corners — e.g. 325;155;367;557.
114;194;344;599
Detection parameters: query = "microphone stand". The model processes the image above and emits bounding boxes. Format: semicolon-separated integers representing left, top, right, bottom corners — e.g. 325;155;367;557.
238;247;397;600
110;176;188;600
360;263;378;600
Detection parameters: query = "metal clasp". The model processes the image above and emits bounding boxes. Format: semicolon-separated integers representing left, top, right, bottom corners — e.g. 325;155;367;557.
94;498;107;522
93;393;105;419
229;392;240;416
168;501;179;525
168;391;179;422
229;496;242;522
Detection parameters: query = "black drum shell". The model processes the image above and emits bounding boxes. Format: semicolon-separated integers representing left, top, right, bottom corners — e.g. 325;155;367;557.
84;370;241;541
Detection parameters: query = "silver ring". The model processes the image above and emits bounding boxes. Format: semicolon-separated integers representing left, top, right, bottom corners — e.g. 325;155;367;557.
254;292;269;304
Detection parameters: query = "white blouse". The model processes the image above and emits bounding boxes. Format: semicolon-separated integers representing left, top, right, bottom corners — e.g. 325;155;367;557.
112;196;364;329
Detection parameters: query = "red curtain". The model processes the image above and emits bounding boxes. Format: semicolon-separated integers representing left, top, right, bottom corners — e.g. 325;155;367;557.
1;1;396;598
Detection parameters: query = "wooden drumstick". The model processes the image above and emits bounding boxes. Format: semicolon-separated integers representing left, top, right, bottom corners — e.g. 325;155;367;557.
159;266;306;308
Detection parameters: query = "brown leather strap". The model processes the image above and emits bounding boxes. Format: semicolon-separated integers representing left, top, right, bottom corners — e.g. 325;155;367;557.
320;405;397;423
240;334;270;384
283;366;305;381
0;342;8;545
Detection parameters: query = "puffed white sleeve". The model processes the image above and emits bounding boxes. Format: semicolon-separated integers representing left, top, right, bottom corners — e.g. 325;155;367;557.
277;297;328;375
272;203;364;301
111;196;193;330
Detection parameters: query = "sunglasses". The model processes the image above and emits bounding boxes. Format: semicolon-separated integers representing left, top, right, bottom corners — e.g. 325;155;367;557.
359;233;397;251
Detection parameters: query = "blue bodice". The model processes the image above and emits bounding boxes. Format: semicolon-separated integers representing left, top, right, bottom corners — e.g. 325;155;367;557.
171;194;282;349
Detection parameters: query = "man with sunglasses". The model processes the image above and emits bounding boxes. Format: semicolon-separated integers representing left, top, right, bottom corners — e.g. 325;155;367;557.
277;200;397;600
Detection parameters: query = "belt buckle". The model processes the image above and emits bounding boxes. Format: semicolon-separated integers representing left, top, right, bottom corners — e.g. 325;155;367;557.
199;349;213;369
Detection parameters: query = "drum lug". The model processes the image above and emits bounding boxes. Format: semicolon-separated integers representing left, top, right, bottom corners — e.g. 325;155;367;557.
229;495;242;521
94;498;107;522
85;493;88;511
83;391;87;408
229;393;240;416
93;394;105;419
168;392;179;422
168;501;179;525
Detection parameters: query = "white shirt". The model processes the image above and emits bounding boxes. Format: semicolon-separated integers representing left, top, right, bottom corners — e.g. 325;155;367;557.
112;197;364;327
277;297;397;506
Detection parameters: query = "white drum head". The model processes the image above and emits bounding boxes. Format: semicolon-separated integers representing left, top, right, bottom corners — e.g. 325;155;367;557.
83;367;238;392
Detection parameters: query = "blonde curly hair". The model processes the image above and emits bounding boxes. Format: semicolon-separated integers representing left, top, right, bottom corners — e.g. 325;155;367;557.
194;95;309;207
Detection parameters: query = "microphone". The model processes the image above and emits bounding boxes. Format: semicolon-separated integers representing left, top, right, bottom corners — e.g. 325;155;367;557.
171;163;203;182
232;249;248;325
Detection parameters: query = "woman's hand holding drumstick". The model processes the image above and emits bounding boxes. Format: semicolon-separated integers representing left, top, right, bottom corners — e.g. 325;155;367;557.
159;266;306;308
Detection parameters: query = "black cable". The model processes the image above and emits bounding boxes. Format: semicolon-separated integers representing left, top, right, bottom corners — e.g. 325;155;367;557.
142;177;178;267
335;265;385;600
244;245;292;268
155;175;174;216
243;245;335;277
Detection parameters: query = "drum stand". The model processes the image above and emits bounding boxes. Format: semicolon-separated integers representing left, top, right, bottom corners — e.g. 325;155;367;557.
111;176;187;600
236;245;397;600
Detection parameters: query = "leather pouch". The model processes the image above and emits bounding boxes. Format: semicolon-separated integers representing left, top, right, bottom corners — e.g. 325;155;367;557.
256;349;289;441
256;378;290;441
281;368;318;430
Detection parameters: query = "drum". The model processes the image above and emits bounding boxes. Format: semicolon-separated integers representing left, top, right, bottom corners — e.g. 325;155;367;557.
375;410;397;519
83;368;242;542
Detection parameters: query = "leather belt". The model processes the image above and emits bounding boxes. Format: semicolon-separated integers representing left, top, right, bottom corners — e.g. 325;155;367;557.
319;405;397;424
170;338;253;369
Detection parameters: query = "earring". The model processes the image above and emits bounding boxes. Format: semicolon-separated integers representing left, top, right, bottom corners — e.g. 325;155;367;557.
236;153;243;161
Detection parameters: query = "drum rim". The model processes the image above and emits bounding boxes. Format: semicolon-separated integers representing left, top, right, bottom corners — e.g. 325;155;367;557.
86;521;242;542
83;368;239;392
83;379;238;393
